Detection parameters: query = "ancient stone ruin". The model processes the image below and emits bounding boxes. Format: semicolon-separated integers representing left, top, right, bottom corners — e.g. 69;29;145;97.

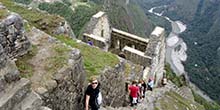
83;11;166;86
0;3;166;109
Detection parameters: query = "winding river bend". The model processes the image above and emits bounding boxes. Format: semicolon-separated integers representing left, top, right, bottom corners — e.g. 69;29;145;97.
149;6;187;76
148;6;214;102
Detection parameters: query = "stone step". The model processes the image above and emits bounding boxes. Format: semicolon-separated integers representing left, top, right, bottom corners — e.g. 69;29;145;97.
0;60;20;93
38;106;52;110
0;60;20;83
12;91;43;110
0;78;30;110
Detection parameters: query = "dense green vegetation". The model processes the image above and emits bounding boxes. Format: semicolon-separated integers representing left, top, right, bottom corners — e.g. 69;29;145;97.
175;0;220;104
13;0;32;5
92;0;154;37
138;0;220;104
38;1;100;37
136;0;172;34
192;90;220;110
165;64;187;87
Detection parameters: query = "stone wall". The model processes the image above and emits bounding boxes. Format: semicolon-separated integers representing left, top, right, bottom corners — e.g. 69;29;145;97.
0;7;52;109
92;12;111;41
111;28;149;52
83;33;107;50
145;27;166;86
122;46;152;67
0;44;20;87
83;11;111;51
99;59;129;107
53;21;75;38
43;49;87;110
0;33;49;110
0;13;30;58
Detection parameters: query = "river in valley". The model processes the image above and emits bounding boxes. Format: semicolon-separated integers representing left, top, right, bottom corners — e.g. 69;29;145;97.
149;6;187;76
148;6;214;102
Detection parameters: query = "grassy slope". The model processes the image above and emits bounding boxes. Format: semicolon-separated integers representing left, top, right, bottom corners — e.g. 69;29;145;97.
1;0;119;78
157;91;205;110
55;35;119;77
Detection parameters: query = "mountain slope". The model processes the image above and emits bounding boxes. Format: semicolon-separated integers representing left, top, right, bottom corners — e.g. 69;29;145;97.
136;0;220;105
92;0;155;37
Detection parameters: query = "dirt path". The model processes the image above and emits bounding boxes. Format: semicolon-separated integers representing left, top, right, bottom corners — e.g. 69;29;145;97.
25;27;58;90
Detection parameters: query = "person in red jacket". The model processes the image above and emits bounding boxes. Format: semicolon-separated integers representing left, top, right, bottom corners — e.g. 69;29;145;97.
128;80;140;107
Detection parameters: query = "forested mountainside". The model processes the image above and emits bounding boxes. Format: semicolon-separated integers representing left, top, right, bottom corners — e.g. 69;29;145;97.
13;0;154;38
91;0;154;37
137;0;220;105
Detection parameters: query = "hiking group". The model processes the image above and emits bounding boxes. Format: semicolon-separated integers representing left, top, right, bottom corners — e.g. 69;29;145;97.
128;79;154;108
84;76;158;110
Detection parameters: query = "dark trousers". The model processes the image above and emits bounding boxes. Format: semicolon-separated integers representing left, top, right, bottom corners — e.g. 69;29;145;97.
147;85;152;91
91;106;99;110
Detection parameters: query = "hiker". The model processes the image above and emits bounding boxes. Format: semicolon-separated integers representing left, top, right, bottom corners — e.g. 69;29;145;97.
161;77;167;86
87;39;93;46
128;80;140;107
85;77;101;110
118;52;126;59
137;80;143;102
140;79;147;98
147;78;154;91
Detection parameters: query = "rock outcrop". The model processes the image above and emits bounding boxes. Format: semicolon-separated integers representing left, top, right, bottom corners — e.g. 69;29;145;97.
99;60;128;107
43;49;86;110
0;12;30;58
0;7;50;110
0;33;49;110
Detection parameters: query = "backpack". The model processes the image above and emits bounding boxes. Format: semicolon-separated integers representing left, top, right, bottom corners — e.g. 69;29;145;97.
95;91;102;108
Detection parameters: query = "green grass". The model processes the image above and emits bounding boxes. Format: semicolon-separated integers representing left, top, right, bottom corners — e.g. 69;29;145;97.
124;63;131;77
55;35;119;77
45;44;70;74
158;91;205;110
192;90;220;110
0;8;9;20
13;0;32;5
24;21;32;32
15;45;37;78
165;64;187;87
1;0;63;35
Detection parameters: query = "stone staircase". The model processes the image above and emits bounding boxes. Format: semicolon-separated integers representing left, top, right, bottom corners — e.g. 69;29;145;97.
165;81;194;100
0;62;50;110
0;78;50;110
0;78;30;110
100;81;195;110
